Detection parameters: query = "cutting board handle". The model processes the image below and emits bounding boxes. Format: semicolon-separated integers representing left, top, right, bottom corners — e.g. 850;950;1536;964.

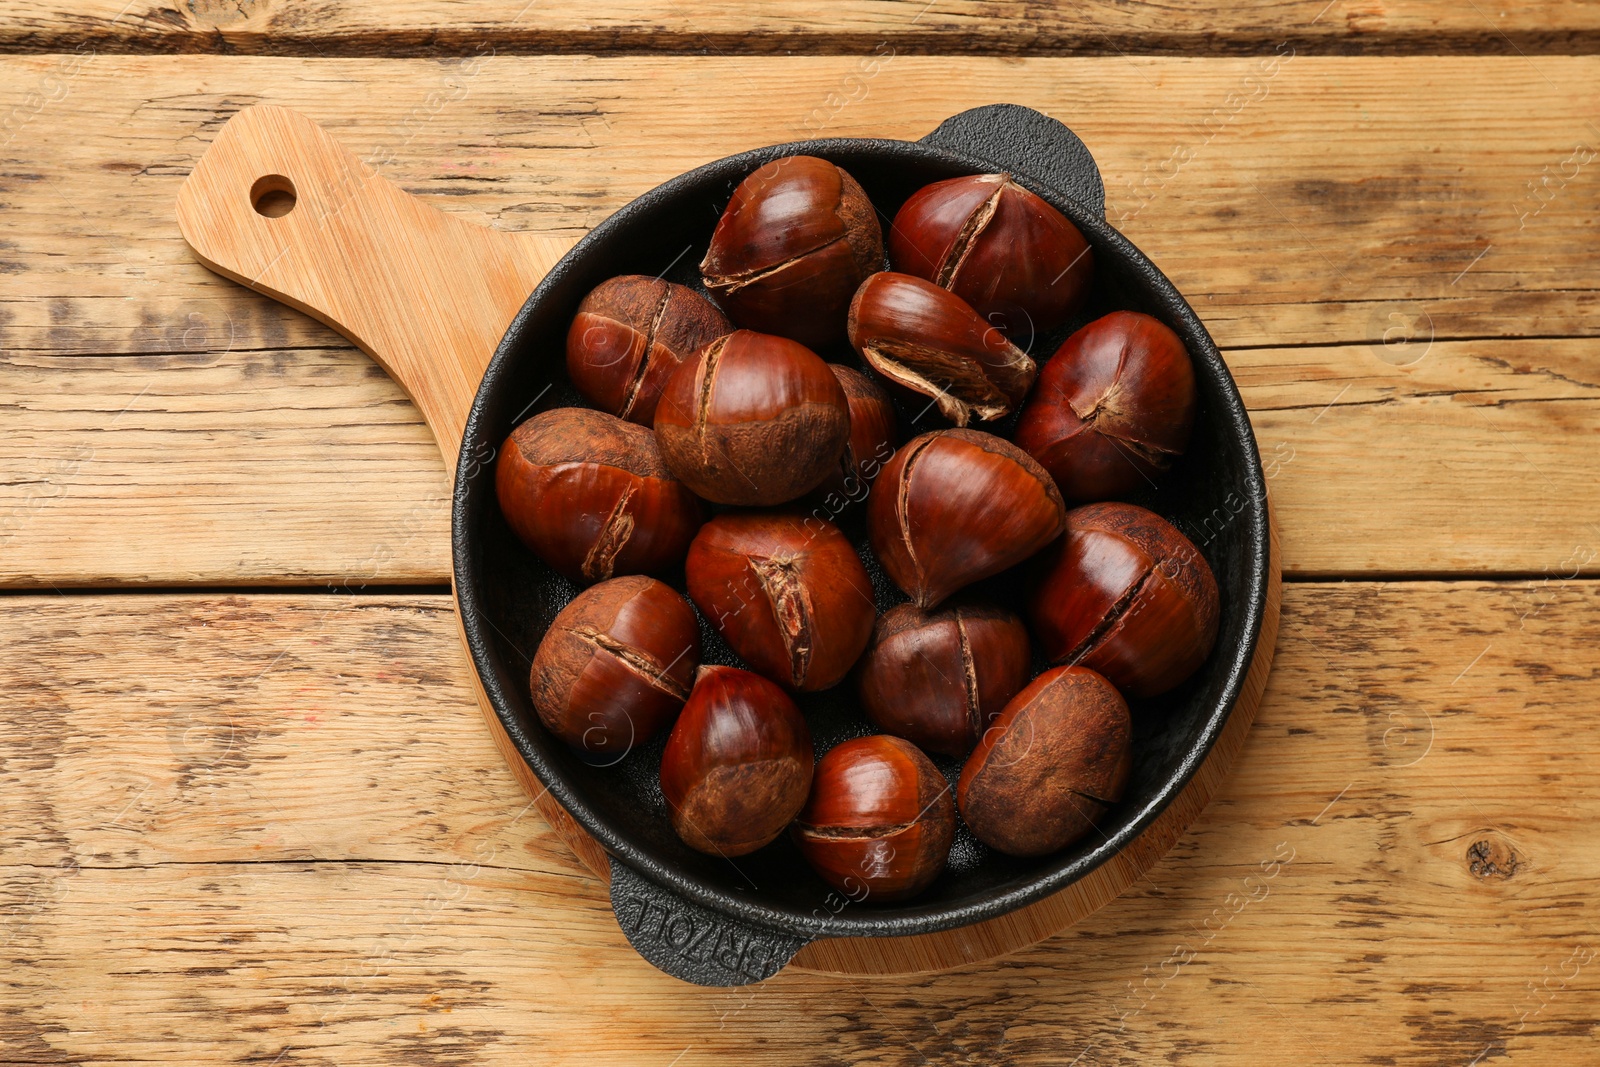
176;104;573;465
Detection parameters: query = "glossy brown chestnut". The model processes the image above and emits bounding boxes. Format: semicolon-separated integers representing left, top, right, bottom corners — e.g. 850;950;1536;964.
793;735;955;902
867;429;1067;609
685;513;875;692
565;275;732;426
1014;311;1196;502
809;364;899;508
653;329;851;506
888;172;1094;336
496;407;703;583
957;665;1131;857
659;664;814;856
529;576;700;759
854;601;1031;758
847;272;1036;426
1028;502;1220;698
700;155;884;349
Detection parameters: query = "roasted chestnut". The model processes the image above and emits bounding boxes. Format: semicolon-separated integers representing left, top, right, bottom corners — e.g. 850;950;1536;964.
888;172;1093;336
659;664;814;856
793;735;954;902
847;272;1036;426
1028;502;1220;698
685;513;875;692
809;364;899;508
957;665;1131;857
1014;311;1196;502
565;275;732;426
529;576;699;758
867;429;1066;609
496;407;703;583
700;155;884;349
854;601;1031;758
653;330;851;506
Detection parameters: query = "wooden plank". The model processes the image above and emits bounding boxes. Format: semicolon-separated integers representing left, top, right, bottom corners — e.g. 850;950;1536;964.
3;583;1597;1063
3;56;1600;359
4;334;1597;585
3;1;1600;56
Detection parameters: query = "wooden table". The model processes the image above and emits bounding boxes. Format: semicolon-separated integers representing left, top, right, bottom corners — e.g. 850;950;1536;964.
4;4;1599;1063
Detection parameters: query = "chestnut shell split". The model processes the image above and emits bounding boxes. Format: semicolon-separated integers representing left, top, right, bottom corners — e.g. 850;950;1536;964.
1029;502;1221;698
495;408;704;584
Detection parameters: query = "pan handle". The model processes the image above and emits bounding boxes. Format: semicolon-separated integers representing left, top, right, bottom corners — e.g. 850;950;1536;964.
608;858;810;986
920;103;1106;219
176;104;573;465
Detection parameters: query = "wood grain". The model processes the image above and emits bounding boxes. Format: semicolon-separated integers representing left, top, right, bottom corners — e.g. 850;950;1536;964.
5;334;1597;586
3;582;1596;1062
5;56;1600;357
3;0;1599;56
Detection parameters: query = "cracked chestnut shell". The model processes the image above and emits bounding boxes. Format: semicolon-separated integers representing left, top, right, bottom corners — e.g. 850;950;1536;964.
793;735;955;902
888;172;1093;336
660;664;814;856
1028;502;1220;698
867;429;1067;609
529;576;700;758
1014;311;1196;502
565;275;732;426
685;512;875;692
957;665;1131;857
810;364;900;507
700;155;884;349
848;272;1036;426
854;601;1031;758
496;407;704;584
653;330;851;506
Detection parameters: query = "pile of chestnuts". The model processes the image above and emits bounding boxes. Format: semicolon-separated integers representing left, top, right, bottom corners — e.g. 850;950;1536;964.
499;155;1220;905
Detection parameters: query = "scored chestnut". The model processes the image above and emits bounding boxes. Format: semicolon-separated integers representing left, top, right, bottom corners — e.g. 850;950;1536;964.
854;601;1031;758
958;665;1131;857
496;407;703;583
653;330;851;506
660;665;814;857
686;512;875;692
529;576;700;759
848;272;1036;426
867;429;1066;609
1014;311;1196;502
1028;502;1220;698
888;172;1093;336
700;155;884;349
809;364;899;508
565;275;732;426
793;735;955;902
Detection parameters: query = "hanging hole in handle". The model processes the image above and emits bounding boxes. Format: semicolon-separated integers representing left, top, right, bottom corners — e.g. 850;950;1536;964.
250;174;297;218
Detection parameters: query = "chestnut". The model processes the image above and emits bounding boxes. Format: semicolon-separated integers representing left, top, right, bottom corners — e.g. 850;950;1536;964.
496;407;703;583
565;275;732;426
847;272;1036;426
654;329;851;506
854;601;1031;758
529;576;699;758
888;172;1093;336
793;735;954;902
867;429;1066;609
1028;502;1220;698
659;664;814;856
809;364;899;507
685;512;875;692
699;156;883;350
957;665;1131;857
1014;311;1197;502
